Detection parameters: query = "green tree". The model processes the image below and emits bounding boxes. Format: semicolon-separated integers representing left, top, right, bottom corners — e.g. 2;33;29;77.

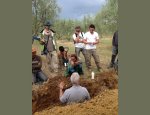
95;0;118;36
32;0;60;35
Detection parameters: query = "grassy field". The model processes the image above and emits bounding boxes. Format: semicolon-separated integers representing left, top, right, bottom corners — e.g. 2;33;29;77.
32;37;113;77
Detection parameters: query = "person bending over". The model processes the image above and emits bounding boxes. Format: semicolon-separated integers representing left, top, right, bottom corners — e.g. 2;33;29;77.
58;46;69;68
64;54;83;77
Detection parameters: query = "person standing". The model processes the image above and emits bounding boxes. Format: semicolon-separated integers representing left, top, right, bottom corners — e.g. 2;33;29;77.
83;24;101;71
108;30;118;68
73;26;86;62
40;21;58;72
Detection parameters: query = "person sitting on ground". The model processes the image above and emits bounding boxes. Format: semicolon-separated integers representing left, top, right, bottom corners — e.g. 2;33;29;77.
64;54;83;77
32;48;48;84
57;46;69;68
59;72;90;104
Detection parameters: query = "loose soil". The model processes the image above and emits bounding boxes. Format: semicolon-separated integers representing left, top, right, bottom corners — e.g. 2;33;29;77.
32;70;118;114
34;89;118;115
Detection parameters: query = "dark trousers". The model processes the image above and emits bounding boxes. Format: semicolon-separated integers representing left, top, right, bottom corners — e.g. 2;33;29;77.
111;46;118;64
32;71;48;84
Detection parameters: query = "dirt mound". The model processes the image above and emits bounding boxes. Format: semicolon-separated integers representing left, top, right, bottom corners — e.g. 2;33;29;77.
34;89;118;115
32;70;118;114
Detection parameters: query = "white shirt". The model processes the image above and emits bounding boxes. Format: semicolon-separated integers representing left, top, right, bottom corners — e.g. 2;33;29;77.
42;29;56;49
73;32;85;48
84;31;100;49
42;29;54;37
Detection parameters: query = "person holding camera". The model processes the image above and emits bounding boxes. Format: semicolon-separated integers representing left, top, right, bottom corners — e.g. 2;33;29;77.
57;46;69;70
40;21;58;72
64;54;83;77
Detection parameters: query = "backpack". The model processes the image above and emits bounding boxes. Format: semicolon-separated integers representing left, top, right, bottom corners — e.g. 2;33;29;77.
74;32;84;44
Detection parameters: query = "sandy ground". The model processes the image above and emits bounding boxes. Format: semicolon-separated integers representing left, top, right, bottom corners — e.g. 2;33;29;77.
34;89;118;115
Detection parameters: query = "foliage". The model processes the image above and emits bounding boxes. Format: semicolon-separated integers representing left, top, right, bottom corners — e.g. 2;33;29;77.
32;0;60;35
95;0;118;35
32;0;118;39
53;16;94;41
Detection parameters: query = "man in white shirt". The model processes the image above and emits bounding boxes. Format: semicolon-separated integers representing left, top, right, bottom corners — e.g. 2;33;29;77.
72;26;86;62
83;24;101;71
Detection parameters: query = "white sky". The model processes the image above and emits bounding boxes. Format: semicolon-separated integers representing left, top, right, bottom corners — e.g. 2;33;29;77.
57;0;106;20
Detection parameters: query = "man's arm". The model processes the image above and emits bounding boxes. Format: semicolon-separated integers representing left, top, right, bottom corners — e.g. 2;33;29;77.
32;57;42;69
58;81;68;103
93;32;100;45
59;81;65;98
93;38;99;45
63;51;68;60
73;34;80;43
83;38;93;44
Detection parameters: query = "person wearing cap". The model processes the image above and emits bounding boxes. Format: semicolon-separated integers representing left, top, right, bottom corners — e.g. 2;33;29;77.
64;54;83;77
108;30;118;68
40;21;58;72
72;26;86;62
32;48;48;84
59;72;90;104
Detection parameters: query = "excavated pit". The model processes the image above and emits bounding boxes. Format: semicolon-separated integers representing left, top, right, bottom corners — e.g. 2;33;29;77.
32;70;118;114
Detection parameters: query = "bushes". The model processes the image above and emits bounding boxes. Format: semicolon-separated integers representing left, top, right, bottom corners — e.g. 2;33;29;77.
32;0;118;39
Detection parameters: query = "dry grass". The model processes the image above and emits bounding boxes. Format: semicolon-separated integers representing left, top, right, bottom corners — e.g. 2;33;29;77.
56;37;112;69
32;37;113;77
